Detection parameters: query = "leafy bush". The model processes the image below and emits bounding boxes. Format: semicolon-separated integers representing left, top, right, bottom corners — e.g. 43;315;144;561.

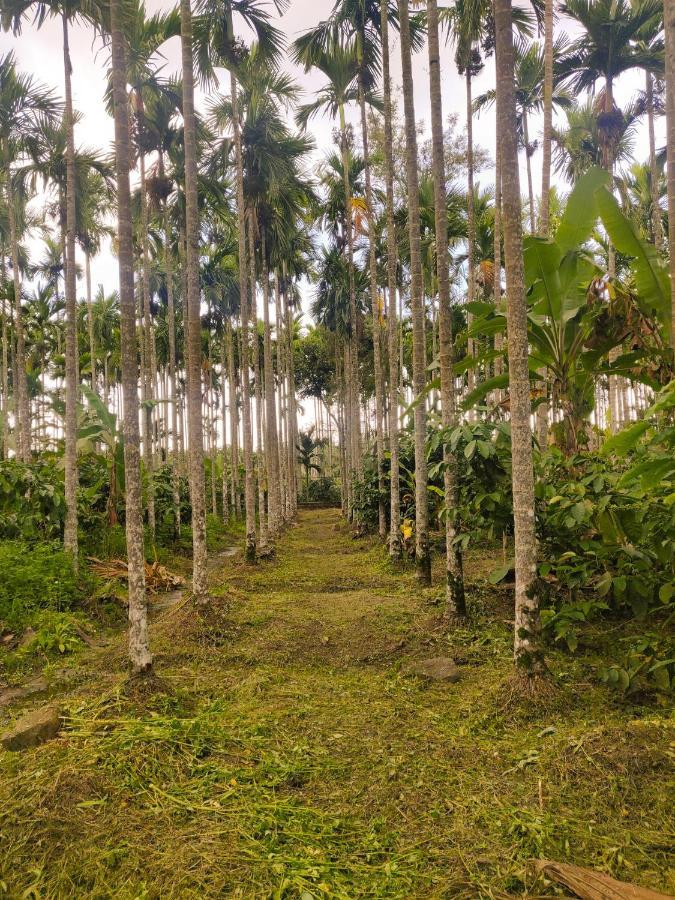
300;476;341;505
536;449;674;691
20;612;82;656
0;541;85;631
0;460;65;540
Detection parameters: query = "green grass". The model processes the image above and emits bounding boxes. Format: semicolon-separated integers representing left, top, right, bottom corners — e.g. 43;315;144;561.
0;509;672;898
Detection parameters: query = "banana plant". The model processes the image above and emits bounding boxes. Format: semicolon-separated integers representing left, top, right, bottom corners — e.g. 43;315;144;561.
462;167;672;453
78;384;124;525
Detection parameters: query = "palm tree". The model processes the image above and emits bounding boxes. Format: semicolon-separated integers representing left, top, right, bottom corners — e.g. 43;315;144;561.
474;39;572;233
296;427;322;492
0;52;60;461
540;0;554;237
109;0;152;673
294;0;403;541
77;170;113;388
179;0;208;599
193;0;286;560
4;0;110;559
666;0;675;350
398;0;430;584
380;0;401;559
494;0;545;685
559;0;662;175
295;42;364;519
426;0;465;616
552;97;642;183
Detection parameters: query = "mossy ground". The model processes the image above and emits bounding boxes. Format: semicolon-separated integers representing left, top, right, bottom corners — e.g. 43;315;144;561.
0;508;672;898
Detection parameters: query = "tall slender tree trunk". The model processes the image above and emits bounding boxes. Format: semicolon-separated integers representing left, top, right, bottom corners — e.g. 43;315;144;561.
226;319;240;517
398;0;431;585
535;34;550;449
5;175;29;461
493;123;503;392
465;68;476;413
62;13;79;561
495;0;545;683
539;0;553;237
0;265;7;461
646;73;663;250
230;64;256;560
665;1;675;350
284;278;299;516
427;0;465;616
523;110;536;233
180;0;208;600
357;67;385;540
337;104;362;511
248;217;268;551
261;249;281;536
85;251;96;387
110;0;152;674
139;152;156;536
162;185;181;538
220;334;229;524
275;272;289;521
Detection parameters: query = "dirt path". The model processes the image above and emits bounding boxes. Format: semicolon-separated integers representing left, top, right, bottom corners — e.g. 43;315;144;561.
0;508;672;898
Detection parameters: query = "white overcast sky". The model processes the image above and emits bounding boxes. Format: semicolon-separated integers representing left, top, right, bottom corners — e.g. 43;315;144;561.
0;0;655;315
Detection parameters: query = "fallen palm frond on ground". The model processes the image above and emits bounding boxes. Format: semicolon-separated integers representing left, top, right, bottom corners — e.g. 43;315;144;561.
534;860;674;900
87;558;184;594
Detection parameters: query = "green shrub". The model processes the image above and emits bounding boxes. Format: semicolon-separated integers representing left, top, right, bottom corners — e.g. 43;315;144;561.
301;476;341;505
0;542;84;631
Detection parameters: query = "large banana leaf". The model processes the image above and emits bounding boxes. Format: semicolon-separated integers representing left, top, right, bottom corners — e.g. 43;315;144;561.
81;384;118;439
556;166;610;254
595;185;670;324
524;238;563;322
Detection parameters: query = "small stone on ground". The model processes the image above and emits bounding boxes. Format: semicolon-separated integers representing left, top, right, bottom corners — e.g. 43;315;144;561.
408;657;461;682
1;705;63;752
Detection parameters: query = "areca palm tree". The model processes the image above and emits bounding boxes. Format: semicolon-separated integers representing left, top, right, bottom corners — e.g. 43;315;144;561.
4;0;111;560
666;0;675;350
559;0;662;175
109;0;152;673
294;0;407;541
0;52;60;462
426;0;465;615
378;0;401;558
397;0;430;584
552;97;642;183
494;0;545;686
193;0;286;560
179;0;208;598
474;38;572;233
294;42;364;520
77;170;114;388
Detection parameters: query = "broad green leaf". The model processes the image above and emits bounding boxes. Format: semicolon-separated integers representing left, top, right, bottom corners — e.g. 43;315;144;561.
489;558;514;584
460;374;509;410
595;186;670;322
619;458;675;491
453;349;503;375
81;384;117;436
524;237;563;320
556;166;609;253
466;315;506;339
601;420;650;456
464;301;496;317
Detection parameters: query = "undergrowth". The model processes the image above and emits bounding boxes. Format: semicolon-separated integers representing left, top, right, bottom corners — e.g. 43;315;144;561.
0;509;672;898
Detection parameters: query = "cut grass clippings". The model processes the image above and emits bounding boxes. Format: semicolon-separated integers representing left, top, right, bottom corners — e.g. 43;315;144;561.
0;508;672;898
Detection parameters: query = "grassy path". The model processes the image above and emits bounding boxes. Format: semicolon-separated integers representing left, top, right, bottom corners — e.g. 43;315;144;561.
0;508;672;898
